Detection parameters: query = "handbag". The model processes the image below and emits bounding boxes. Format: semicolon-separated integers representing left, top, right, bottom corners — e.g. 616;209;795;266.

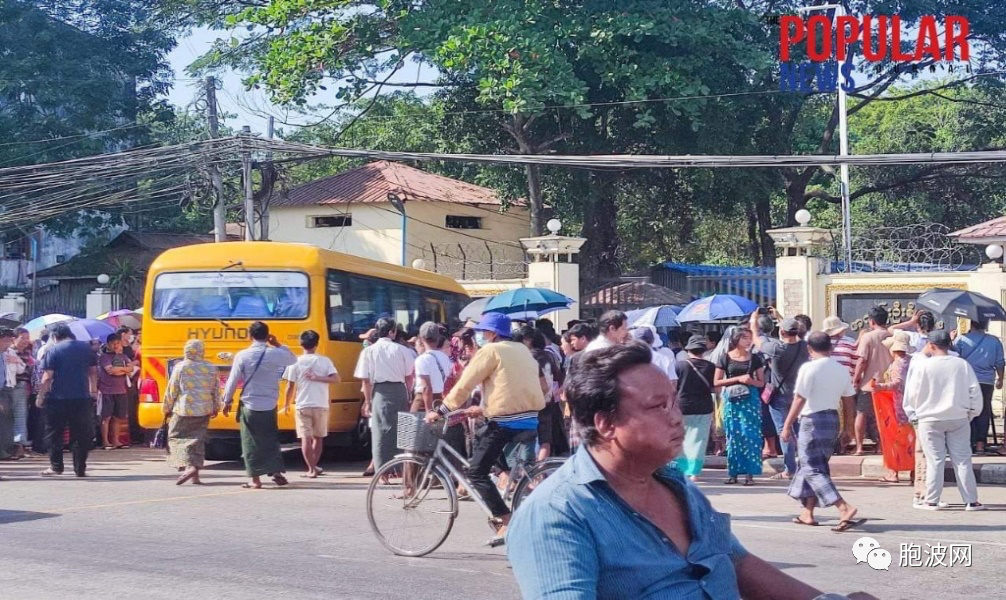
724;355;755;402
761;341;805;403
234;347;267;422
152;418;168;451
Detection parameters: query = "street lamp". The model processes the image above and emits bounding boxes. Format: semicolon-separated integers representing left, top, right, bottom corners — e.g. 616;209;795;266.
97;273;110;286
985;244;1003;261
387;192;407;267
546;219;562;235
795;209;812;226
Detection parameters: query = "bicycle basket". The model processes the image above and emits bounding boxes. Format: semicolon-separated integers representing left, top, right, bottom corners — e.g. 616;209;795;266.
397;412;441;453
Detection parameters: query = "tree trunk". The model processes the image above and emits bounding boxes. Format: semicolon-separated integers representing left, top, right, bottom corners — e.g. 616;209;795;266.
580;170;621;282
745;201;762;266
524;164;544;236
754;195;775;267
506;113;545;237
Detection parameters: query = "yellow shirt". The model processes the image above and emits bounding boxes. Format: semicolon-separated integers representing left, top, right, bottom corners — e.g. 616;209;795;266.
443;341;546;418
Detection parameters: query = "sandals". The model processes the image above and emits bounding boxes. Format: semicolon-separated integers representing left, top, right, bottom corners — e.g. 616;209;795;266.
743;475;754;486
724;477;738;485
770;472;791;481
831;518;867;533
176;470;198;486
271;474;289;487
486;536;506;548
792;517;819;527
40;468;62;477
241;483;262;489
878;475;900;483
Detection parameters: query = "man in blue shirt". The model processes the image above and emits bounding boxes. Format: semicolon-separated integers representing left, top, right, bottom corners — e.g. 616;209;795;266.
36;323;98;478
507;343;876;600
953;320;1005;453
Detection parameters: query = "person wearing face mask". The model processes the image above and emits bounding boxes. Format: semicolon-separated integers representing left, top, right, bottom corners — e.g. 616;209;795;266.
427;313;545;547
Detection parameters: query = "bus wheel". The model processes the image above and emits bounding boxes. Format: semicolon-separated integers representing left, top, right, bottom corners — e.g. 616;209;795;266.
205;439;242;461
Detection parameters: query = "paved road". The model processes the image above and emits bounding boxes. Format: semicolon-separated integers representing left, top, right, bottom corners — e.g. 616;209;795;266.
1;449;1003;599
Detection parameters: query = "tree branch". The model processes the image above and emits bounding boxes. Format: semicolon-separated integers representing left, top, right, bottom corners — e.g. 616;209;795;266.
849;71;1005;105
349;79;451;88
803;164;1006;203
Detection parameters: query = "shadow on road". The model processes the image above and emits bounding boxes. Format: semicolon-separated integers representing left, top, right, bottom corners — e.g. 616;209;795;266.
0;510;59;525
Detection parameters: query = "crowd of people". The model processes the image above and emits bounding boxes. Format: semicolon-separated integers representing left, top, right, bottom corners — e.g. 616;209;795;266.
0;323;142;479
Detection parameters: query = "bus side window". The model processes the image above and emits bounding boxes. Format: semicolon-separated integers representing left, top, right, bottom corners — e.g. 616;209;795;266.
326;270;354;341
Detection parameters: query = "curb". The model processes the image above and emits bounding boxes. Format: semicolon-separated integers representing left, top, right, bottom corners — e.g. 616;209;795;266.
701;455;1006;485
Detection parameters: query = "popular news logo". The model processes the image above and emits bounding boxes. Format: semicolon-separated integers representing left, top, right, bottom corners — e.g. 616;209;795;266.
778;15;971;94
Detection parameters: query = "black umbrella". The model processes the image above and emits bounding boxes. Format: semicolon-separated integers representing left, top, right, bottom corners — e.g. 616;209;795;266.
917;288;1006;322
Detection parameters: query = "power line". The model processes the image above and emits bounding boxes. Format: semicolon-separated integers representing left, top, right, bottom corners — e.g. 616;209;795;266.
0;122;149;148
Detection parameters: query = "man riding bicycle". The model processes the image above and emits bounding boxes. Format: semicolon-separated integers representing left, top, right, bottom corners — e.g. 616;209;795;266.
426;313;545;546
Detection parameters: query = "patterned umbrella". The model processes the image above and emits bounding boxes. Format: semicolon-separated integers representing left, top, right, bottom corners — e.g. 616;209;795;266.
97;309;142;330
626;305;681;329
676;295;759;323
23;314;75;339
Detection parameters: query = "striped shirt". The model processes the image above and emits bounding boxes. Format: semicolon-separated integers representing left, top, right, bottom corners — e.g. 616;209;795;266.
831;335;858;378
507;445;748;599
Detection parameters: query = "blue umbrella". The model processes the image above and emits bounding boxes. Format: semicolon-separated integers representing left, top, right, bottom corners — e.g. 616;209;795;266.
66;319;116;342
626;305;681;329
482;288;575;318
459;296;541;322
676;294;759;323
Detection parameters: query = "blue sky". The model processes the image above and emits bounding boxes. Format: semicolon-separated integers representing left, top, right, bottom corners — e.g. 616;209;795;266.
167;28;429;137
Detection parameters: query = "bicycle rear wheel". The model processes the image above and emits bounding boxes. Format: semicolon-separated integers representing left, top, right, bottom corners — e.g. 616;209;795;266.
510;457;566;512
367;456;457;557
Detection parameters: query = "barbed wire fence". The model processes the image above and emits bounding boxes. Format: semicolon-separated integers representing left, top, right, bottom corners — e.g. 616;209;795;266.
810;223;982;273
420;242;528;281
845;223;981;271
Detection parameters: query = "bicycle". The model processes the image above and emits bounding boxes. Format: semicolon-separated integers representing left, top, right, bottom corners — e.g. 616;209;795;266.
366;410;566;557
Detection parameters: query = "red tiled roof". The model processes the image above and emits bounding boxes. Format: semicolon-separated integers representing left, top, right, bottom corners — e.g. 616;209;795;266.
950;216;1006;239
274;161;506;207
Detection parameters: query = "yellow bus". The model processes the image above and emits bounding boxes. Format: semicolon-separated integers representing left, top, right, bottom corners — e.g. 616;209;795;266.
137;241;469;459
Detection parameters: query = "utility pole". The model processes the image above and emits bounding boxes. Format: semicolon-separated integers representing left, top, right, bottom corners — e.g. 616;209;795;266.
797;3;853;271
205;76;226;243
259;115;274;241
241;125;255;241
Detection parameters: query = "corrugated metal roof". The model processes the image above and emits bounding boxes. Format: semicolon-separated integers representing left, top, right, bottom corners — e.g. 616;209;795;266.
275;161;506;207
950;216;1006;240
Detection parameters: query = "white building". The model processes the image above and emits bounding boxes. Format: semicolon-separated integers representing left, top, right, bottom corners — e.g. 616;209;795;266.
269;161;531;280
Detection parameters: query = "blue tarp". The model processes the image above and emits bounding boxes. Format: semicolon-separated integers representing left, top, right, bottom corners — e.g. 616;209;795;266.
658;262;776;300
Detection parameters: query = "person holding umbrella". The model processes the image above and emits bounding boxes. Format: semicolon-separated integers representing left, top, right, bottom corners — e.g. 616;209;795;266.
953;319;1004;454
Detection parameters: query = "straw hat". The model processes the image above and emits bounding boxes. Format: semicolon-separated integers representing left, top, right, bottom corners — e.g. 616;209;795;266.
883;331;913;354
821;316;850;336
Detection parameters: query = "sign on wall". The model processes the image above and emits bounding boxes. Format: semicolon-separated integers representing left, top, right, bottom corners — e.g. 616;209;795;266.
836;293;958;333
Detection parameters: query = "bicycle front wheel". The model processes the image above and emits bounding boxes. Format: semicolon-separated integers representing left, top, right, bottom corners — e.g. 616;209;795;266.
510;457;566;512
366;456;457;557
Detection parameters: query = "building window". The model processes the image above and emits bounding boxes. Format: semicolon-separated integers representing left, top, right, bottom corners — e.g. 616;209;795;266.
445;215;482;229
310;215;352;228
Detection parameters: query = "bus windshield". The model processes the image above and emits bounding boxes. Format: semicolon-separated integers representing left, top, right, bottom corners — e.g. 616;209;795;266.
152;271;310;320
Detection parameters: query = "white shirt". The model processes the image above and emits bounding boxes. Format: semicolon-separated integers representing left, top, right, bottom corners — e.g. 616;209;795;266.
353;338;415;384
282;354;338;410
793;356;855;416
650;349;679;381
3;348;24;388
583;336;614;355
903;355;982;423
414;350;452;394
